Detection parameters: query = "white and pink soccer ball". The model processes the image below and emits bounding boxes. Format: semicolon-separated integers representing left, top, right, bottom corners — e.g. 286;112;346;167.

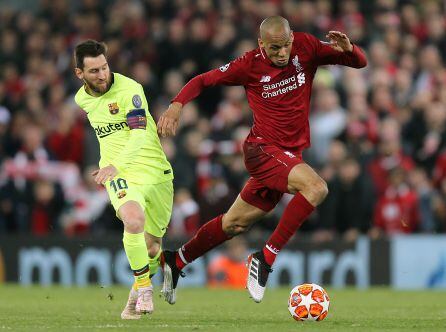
288;283;330;321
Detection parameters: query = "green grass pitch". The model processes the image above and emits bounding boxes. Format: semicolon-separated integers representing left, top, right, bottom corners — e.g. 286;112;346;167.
1;285;446;331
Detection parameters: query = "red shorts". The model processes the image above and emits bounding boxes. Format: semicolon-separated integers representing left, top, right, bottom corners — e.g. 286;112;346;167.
240;140;303;212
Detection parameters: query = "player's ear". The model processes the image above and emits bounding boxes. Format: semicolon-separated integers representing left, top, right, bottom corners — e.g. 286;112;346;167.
289;32;294;42
258;38;264;49
74;67;83;80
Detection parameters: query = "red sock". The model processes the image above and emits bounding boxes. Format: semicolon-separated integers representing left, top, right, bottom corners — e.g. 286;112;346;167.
263;193;314;266
175;214;231;269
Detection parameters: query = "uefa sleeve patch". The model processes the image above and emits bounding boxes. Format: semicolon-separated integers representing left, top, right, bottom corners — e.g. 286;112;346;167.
132;94;142;108
127;109;147;129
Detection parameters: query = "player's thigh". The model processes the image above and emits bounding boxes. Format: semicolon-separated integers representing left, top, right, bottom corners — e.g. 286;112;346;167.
143;180;174;238
118;200;145;223
105;178;145;223
287;162;326;194
239;177;284;212
223;194;267;233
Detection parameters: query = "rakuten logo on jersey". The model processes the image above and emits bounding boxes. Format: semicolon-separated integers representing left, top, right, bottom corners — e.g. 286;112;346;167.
261;74;306;98
94;121;128;138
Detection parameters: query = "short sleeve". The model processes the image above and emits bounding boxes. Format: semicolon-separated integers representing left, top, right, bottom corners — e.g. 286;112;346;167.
121;84;148;115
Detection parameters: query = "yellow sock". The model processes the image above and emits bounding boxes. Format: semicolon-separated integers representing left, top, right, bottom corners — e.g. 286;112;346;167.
134;265;151;288
123;231;152;288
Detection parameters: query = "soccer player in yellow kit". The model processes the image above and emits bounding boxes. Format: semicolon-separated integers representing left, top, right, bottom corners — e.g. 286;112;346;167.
74;40;173;319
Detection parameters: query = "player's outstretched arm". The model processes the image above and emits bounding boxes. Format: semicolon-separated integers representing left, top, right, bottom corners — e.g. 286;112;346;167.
313;31;367;68
157;56;249;138
157;102;183;137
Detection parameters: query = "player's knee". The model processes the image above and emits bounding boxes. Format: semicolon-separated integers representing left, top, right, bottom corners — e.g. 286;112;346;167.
232;224;251;236
224;224;249;237
308;179;328;205
122;211;145;233
123;219;144;233
319;180;329;200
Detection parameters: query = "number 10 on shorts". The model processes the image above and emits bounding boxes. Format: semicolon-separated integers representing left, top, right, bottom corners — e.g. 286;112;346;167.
110;178;128;192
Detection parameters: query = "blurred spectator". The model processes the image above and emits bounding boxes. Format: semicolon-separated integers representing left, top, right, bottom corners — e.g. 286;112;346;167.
60;165;109;235
29;179;64;235
47;103;85;166
331;157;373;241
403;102;446;173
309;88;347;166
370;167;419;238
369;117;415;196
0;106;11;162
0;119;82;232
208;236;248;289
432;177;446;233
408;167;438;232
171;128;201;193
169;188;200;238
197;164;238;225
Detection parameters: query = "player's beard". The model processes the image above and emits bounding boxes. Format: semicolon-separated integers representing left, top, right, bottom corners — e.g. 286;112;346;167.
84;75;111;95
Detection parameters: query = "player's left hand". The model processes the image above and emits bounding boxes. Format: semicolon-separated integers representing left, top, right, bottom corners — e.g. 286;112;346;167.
326;31;353;52
92;165;118;184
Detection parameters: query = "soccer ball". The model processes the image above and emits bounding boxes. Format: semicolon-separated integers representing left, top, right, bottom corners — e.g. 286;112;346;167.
288;283;330;321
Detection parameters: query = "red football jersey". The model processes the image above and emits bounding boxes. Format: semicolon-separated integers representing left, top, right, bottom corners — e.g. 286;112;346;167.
173;32;367;150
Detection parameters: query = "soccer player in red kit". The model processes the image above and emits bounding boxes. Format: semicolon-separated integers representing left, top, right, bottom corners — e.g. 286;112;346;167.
157;16;367;304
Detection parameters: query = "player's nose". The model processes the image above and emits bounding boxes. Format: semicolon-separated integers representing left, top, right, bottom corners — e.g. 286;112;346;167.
98;69;107;80
278;47;287;57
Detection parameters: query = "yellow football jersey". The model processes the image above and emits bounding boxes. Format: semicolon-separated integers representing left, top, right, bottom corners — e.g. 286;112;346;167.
75;73;173;184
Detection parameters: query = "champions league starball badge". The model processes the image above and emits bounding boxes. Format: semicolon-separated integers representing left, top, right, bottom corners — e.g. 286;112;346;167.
132;94;142;108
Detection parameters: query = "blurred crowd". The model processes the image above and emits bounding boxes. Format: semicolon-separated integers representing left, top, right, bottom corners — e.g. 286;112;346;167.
0;0;446;243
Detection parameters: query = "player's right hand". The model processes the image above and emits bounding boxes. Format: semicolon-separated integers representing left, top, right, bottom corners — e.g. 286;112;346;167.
326;31;353;52
157;102;182;137
92;164;118;185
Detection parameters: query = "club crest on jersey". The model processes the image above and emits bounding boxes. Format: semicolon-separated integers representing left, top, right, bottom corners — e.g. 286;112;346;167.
292;55;303;72
132;94;142;108
117;190;127;199
108;102;119;115
285;151;296;158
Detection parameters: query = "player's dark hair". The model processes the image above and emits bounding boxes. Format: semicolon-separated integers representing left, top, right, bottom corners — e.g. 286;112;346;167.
74;40;107;70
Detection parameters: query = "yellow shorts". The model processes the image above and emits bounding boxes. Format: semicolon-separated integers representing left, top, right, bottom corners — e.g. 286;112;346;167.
105;178;173;237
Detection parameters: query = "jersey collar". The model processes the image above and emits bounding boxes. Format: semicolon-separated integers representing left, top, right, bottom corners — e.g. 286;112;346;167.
259;47;275;67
